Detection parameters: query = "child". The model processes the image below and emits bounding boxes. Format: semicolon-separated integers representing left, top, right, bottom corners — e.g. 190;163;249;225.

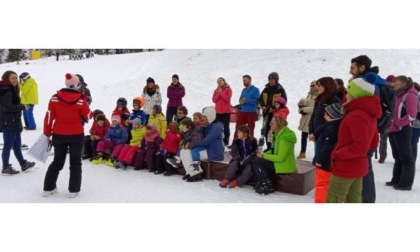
192;112;204;126
134;124;162;171
92;115;128;166
312;103;342;203
125;97;146;142
166;118;205;175
273;97;289;120
147;105;167;139
219;125;258;188
154;122;182;175
84;114;110;161
112;97;131;128
115;118;146;170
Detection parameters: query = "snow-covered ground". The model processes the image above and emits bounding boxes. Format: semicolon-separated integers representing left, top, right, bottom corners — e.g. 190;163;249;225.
0;49;419;203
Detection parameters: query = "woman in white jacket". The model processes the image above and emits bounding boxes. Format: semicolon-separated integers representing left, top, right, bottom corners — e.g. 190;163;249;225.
142;77;162;123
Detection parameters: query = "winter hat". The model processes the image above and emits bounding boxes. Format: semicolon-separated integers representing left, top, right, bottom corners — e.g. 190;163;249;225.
111;115;121;122
172;74;179;80
202;106;216;123
133;97;144;107
132;118;142;126
146;77;155;84
168;122;179;133
268;72;279;81
274;97;287;106
96;114;105;121
386;75;395;83
65;73;81;89
75;74;86;86
325;103;342;119
93;109;104;117
347;77;375;99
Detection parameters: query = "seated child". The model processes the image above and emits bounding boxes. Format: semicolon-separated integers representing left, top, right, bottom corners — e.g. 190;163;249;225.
83;111;110;160
134;124;162;171
166;118;204;173
219;125;258;188
115;118;146;170
92;115;128;166
112;97;131;129
154;122;182;175
147;105;167;139
125;97;147;143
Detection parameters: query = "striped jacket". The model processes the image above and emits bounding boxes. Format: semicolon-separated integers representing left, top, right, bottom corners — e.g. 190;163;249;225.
44;88;91;137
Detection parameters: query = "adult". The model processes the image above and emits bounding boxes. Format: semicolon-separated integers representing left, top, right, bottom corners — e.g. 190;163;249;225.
334;78;347;103
173;105;190;125
386;76;418;191
349;55;393;203
234;75;260;139
212;77;232;146
56;50;59;61
308;77;341;148
179;106;224;182
0;71;35;175
42;73;91;198
252;116;297;195
258;72;288;150
296;81;317;159
166;74;185;124
142;77;162;123
75;74;92;106
378;75;396;163
19;72;38;130
326;77;381;203
412;82;420;163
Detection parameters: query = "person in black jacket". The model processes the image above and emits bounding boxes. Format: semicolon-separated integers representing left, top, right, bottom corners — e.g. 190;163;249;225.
0;71;35;175
258;72;287;151
313;103;342;203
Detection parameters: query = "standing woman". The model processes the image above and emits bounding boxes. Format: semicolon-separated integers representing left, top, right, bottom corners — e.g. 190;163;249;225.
42;73;91;198
142;77;162;124
387;76;418;191
296;81;317;159
0;71;35;175
166;74;185;124
212;77;232;146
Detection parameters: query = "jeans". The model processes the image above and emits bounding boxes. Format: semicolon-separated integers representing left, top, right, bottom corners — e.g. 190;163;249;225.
1;127;25;168
300;132;309;153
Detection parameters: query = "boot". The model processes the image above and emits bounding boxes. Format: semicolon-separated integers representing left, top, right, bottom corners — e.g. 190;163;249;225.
21;160;35;172
296;152;306;159
186;172;203;182
91;153;105;164
2;165;20;176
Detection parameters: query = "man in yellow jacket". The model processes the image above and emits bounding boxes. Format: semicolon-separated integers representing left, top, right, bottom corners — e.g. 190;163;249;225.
19;72;38;130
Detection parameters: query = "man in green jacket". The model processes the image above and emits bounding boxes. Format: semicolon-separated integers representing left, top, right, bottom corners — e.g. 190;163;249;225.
19;72;38;130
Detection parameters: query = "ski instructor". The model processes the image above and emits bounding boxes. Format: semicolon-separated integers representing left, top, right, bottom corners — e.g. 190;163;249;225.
42;73;91;198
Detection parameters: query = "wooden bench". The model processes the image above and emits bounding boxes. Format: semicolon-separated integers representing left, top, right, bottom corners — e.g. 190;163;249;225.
176;155;315;196
272;160;315;195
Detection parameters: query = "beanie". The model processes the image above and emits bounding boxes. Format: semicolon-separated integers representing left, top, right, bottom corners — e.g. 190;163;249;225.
146;77;155;84
386;75;395;83
96;114;105;121
347;77;375;99
202;106;216;123
132;118;142;126
274;97;287;106
111;115;121;122
325;103;342;119
172;74;179;80
65;73;81;89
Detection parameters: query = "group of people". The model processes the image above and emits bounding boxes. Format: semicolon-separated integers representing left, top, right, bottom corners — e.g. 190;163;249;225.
0;54;418;201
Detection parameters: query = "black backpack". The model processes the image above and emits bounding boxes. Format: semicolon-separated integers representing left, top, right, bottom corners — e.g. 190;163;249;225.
377;85;396;134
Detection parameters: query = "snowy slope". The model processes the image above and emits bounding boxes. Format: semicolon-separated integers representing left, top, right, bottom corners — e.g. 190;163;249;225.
0;49;419;203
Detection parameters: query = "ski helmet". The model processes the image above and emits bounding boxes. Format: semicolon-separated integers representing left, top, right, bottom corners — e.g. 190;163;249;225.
116;97;127;107
133;96;144;107
19;72;30;82
268;72;279;82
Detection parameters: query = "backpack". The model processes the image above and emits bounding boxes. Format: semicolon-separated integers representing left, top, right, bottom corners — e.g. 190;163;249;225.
377;85;396;134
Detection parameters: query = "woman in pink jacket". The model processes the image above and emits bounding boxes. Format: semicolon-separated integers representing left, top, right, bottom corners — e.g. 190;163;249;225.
212;77;232;146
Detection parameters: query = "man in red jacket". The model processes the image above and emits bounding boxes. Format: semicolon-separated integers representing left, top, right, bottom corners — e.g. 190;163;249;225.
326;76;381;203
42;73;91;198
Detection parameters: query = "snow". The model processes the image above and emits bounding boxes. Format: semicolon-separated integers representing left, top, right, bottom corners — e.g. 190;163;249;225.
0;49;419;203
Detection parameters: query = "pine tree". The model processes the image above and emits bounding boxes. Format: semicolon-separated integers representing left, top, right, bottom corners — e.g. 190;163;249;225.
7;49;23;62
